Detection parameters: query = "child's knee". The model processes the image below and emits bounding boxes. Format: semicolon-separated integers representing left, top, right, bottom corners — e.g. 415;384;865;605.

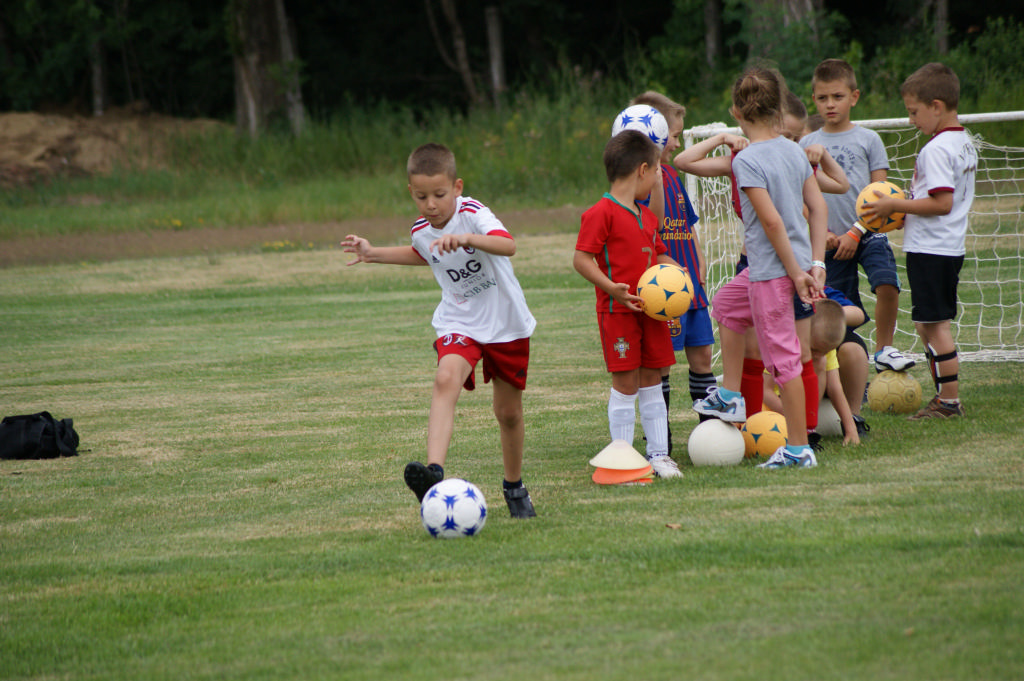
434;364;465;392
493;403;523;430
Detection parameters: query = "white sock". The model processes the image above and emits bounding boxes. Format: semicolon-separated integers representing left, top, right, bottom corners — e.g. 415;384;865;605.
638;384;669;458
608;388;637;443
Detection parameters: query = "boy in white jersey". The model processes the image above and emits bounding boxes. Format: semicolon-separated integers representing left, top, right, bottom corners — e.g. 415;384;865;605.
861;63;976;420
341;143;538;517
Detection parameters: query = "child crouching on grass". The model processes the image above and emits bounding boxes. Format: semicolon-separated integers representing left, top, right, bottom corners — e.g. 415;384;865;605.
341;143;538;518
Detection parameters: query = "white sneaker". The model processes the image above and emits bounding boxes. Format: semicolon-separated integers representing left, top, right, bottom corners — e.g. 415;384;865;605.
648;455;683;478
692;387;746;423
874;346;916;372
757;446;818;469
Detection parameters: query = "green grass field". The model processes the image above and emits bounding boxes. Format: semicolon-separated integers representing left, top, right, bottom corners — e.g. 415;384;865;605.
2;235;1024;680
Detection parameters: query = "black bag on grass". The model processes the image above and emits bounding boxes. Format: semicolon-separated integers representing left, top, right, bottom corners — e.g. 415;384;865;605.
0;411;79;459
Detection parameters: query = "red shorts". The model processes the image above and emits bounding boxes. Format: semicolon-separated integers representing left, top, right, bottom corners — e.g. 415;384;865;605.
597;311;676;373
433;334;530;391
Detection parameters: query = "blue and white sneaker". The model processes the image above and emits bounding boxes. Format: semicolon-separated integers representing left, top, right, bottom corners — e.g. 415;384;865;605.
692;387;746;423
757;445;818;469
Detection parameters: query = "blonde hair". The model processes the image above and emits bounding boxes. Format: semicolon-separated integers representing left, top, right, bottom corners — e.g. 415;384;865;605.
631;90;686;129
811;299;846;353
732;67;784;127
900;62;960;109
407;143;457;180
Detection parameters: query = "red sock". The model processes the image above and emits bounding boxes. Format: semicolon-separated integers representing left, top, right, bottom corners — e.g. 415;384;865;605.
741;358;765;416
802;360;818;430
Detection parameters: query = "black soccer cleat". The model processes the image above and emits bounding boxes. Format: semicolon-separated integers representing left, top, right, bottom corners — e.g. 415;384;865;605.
404;461;443;502
852;414;870;437
503;486;537;519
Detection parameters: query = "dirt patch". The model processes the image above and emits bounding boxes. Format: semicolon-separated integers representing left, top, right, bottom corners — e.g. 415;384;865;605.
0;105;224;186
0;208;581;268
0;109;581;267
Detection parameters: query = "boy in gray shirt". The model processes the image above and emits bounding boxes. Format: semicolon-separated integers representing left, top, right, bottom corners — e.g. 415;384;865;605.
800;58;914;373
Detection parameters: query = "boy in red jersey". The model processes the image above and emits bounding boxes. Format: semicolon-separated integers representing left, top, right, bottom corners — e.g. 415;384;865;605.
631;91;718;441
573;130;683;478
342;143;537;518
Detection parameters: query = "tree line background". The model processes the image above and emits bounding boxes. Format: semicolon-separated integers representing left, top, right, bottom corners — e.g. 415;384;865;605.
1;0;1022;136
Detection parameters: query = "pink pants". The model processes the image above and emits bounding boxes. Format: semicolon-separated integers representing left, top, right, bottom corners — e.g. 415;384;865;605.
710;269;802;385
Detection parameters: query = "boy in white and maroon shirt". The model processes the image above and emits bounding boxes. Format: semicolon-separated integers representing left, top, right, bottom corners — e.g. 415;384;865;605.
341;143;538;516
861;62;977;420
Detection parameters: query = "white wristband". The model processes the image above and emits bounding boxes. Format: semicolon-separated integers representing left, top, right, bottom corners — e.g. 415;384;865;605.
851;221;867;235
811;260;826;271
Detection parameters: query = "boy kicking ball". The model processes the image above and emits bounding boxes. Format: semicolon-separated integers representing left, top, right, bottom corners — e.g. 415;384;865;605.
341;143;538;517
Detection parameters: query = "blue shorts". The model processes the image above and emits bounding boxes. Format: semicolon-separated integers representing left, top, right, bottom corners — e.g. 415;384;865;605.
826;232;900;309
668;307;715;351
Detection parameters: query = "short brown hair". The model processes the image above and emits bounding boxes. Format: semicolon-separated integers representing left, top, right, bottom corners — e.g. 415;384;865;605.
783;91;807;120
407;143;457;179
731;67;784;127
811;299;846;353
900;62;960;109
812;59;858;91
604;130;659;183
631;90;686;128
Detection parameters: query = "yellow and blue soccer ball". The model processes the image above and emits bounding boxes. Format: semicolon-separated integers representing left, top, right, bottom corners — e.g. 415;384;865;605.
856;180;906;233
636;264;693;321
741;410;788;459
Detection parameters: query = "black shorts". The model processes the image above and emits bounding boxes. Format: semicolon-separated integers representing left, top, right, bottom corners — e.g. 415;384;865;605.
907;252;964;323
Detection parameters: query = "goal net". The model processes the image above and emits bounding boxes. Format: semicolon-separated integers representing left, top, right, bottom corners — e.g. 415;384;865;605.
683;111;1024;362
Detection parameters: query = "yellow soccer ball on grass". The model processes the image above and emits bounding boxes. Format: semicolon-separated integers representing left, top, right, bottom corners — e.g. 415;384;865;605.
741;410;788;460
867;370;923;414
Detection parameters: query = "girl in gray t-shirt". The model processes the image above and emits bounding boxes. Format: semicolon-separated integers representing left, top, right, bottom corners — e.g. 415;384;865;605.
693;67;828;469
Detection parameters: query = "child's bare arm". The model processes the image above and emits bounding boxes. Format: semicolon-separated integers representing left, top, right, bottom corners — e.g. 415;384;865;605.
804;145;850;194
801;175;828;292
826;369;860;445
341;235;425;266
573;249;643;312
674;133;747;177
691;230;708;287
431;232;517;257
863;189;954;224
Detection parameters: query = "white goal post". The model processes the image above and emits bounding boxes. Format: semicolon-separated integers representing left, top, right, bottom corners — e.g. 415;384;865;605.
682;111;1024;362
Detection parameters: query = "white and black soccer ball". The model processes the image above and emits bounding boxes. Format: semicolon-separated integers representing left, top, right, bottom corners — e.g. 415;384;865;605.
611;104;669;149
420;478;487;538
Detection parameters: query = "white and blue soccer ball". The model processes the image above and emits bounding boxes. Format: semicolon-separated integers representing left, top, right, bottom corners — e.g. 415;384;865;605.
611;104;669;149
420;478;487;538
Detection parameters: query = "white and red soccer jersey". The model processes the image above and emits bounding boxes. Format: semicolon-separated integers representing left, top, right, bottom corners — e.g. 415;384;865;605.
410;196;536;344
904;127;977;256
